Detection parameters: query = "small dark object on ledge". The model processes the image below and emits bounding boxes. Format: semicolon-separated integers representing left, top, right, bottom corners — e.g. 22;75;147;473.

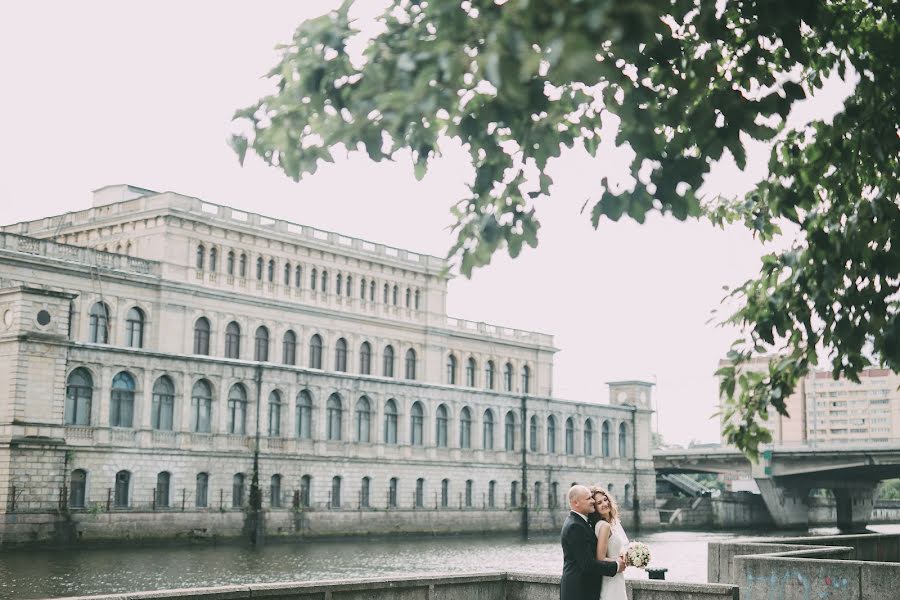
646;567;668;580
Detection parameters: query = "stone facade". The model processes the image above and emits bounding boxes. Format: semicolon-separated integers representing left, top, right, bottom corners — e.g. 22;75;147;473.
0;185;658;545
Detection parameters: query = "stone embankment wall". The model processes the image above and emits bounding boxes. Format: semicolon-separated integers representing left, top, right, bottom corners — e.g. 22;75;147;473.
34;573;739;600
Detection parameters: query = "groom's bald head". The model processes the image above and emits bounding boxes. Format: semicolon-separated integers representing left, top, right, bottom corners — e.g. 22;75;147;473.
568;484;594;514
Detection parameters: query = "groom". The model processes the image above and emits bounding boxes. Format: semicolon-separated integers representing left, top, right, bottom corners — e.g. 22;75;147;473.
560;485;626;600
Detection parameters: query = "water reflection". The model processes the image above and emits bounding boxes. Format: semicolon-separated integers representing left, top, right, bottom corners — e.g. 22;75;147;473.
2;524;898;600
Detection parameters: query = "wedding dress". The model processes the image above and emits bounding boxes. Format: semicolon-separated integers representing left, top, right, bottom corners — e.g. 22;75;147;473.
597;520;629;600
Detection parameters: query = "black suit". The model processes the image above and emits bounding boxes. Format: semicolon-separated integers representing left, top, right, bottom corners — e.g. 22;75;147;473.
560;511;619;600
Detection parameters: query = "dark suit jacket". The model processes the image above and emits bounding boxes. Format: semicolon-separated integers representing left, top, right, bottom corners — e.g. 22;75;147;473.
560;511;619;600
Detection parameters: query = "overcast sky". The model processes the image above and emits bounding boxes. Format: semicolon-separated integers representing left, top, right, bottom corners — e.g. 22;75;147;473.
0;1;853;446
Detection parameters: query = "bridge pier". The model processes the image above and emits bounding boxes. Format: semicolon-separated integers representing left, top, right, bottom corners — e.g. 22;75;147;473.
754;479;810;529
834;483;877;532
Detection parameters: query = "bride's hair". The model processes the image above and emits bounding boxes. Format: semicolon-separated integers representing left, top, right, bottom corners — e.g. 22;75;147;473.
588;485;619;526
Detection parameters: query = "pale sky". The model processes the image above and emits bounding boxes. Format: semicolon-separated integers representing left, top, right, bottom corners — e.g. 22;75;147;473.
0;1;853;446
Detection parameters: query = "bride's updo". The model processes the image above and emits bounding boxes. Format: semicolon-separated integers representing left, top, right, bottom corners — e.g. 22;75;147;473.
588;485;619;526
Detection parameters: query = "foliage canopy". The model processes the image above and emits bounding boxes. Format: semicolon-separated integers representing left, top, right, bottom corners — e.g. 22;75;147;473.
233;0;899;457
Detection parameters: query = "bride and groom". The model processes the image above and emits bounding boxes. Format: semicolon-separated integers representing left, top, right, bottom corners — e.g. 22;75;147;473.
560;484;631;600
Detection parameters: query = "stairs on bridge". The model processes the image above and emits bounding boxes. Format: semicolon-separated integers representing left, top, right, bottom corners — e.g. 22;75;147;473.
659;473;715;498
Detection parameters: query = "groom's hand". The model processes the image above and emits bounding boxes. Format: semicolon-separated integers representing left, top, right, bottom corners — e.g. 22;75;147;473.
616;556;626;573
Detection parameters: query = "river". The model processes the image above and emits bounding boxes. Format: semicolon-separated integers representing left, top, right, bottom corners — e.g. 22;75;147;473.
3;524;899;599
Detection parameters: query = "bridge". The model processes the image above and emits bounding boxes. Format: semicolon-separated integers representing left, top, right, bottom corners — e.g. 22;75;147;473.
653;443;900;529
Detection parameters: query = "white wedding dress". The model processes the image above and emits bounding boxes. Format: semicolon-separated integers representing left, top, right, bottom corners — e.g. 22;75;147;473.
597;520;629;600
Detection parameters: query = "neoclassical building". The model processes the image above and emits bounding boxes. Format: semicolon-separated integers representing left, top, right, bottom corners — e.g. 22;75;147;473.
0;185;658;544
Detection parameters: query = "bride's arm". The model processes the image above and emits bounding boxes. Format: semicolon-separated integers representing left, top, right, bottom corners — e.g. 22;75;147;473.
595;521;612;560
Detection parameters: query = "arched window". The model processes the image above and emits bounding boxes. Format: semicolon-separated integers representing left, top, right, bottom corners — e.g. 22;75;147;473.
383;283;389;303
465;479;473;507
356;476;370;508
254;326;269;361
209;247;218;272
359;341;371;374
225;321;241;359
360;278;367;299
191;380;213;433
299;475;311;507
310;267;318;291
521;365;531;394
459;406;472;449
296;390;312;439
69;469;87;508
435;404;449;448
534;481;542;509
547;415;557;453
388;477;398;508
504;363;514;392
196;245;205;270
196;473;209;508
255;257;263;280
530;415;539;451
414;289;420;310
309;334;323;369
88;302;110;344
447;354;457;384
624;483;632;506
321;269;328;293
550;482;559;508
270;474;282;508
602;421;611;457
227;251;235;275
466;357;476;387
125;307;144;348
565;417;575;455
227;384;247;434
334;338;348;372
415;478;424;507
504;411;516;451
114;470;130;508
619;422;629;457
488;480;496;508
336;273;343;296
65;368;93;425
151;376;175;431
232;473;245;507
383;399;398;444
155;472;170;508
405;287;411;307
268;390;282;437
331;476;341;508
295;265;302;288
282;330;297;365
584;419;594;456
283;262;291;286
193;317;210;355
410;401;424;446
345;275;352;296
326;394;343;441
483;409;495;450
441;479;450;508
485;361;495;390
511;481;519;507
239;253;247;277
267;259;274;282
383;345;395;377
110;372;135;428
355;396;371;443
405;348;417;380
369;280;375;301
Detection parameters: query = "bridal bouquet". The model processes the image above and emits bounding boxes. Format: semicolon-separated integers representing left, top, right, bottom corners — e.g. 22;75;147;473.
625;541;651;568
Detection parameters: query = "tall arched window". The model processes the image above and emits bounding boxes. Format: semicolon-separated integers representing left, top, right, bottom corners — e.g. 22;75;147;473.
466;358;476;386
441;479;450;508
326;393;342;441
255;257;263;280
383;283;389;303
89;302;110;344
309;334;323;369
383;345;395;377
155;472;170;508
465;479;473;508
447;354;457;384
405;348;417;380
196;473;209;508
485;361;495;390
227;384;247;435
209;247;218;272
191;379;213;433
504;363;514;392
345;275;352;296
405;287;411;308
254;326;269;361
125;307;144;348
193;317;210;355
488;480;496;508
239;253;247;277
355;396;371;442
584;419;594;456
414;289;420;310
296;390;312;439
388;477;398;508
225;321;241;359
383;399;398;444
196;245;205;270
331;476;341;508
410;401;424;446
547;415;557;453
65;368;93;425
360;476;371;508
369;280;375;301
483;409;495;450
359;341;371;374
151;376;175;431
530;415;539;451
336;273;343;296
521;365;531;394
267;259;274;282
232;473;245;507
310;267;318;290
299;475;311;507
415;478;424;507
334;338;348;371
295;265;302;288
268;390;282;437
110;372;135;428
227;251;235;275
511;481;519;507
283;262;291;286
551;482;559;508
282;330;297;365
459;406;472;449
360;278;367;299
114;470;130;508
504;411;516;451
321;269;328;292
435;404;448;448
602;421;611;457
624;483;632;506
392;285;398;305
534;481;542;509
69;469;87;508
565;418;575;455
270;474;282;508
619;422;628;457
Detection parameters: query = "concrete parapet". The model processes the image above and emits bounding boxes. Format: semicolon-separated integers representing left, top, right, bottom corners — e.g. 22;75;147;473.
735;555;900;600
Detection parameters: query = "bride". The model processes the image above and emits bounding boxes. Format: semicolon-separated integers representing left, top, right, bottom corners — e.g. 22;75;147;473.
588;486;629;600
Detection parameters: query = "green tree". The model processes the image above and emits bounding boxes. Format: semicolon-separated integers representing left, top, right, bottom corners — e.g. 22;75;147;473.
232;0;899;458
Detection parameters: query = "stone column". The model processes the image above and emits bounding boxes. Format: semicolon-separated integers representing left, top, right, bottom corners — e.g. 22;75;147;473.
834;482;877;531
755;478;810;528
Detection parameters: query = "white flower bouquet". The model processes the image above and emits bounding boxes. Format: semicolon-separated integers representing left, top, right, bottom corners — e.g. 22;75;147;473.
626;541;651;568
